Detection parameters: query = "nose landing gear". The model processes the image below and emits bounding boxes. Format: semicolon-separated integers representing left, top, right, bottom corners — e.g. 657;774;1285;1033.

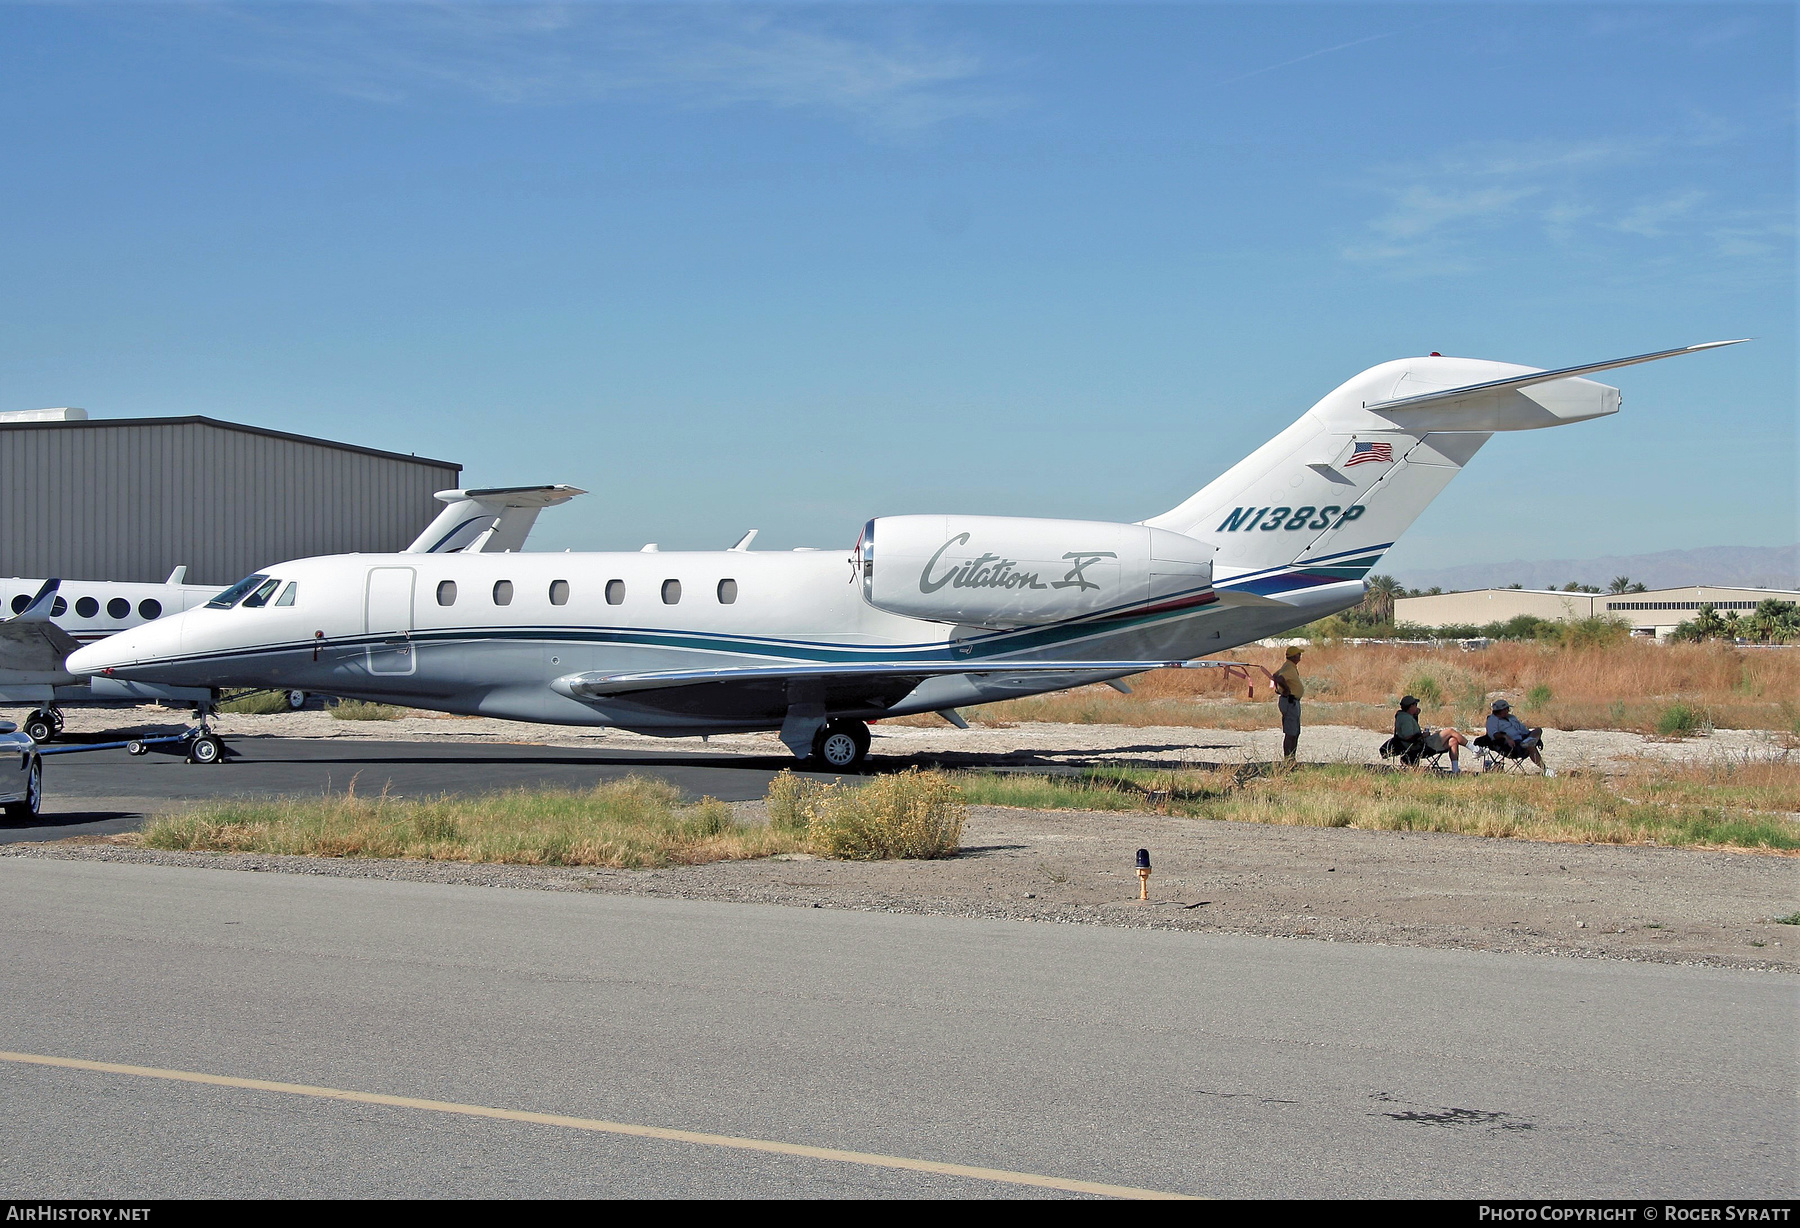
22;708;62;744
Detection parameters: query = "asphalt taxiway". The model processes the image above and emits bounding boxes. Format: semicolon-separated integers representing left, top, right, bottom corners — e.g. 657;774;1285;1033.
0;856;1792;1198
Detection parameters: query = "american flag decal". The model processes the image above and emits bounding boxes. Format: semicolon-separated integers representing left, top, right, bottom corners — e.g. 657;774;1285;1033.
1345;441;1393;466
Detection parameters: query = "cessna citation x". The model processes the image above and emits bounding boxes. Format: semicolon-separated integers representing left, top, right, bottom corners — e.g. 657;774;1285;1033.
70;342;1743;770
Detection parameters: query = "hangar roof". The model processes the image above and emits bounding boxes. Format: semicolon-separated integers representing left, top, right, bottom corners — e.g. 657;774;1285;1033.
0;414;459;471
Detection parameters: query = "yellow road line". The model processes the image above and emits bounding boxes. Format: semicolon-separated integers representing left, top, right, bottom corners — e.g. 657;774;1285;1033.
0;1049;1197;1200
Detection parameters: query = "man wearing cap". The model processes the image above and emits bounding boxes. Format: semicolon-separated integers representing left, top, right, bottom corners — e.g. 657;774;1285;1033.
1486;699;1552;776
1271;645;1305;761
1395;695;1466;773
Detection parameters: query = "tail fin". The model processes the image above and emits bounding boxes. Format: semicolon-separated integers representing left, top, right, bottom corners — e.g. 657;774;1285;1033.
406;485;587;554
1145;342;1742;588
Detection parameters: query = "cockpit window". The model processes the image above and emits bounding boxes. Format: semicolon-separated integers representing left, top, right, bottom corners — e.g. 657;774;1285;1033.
240;578;284;609
206;574;269;610
274;582;297;607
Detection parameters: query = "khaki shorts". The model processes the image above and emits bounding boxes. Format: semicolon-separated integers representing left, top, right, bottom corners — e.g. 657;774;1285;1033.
1425;731;1451;754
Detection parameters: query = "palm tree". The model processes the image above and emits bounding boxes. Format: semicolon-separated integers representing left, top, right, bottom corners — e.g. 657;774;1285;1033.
1608;575;1633;594
1364;574;1402;624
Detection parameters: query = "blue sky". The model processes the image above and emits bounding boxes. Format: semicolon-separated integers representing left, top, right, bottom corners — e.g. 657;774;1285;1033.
0;2;1791;573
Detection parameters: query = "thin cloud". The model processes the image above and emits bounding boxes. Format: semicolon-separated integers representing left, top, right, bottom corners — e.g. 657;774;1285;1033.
1217;29;1399;86
1615;190;1708;238
1338;135;1760;274
198;3;1012;131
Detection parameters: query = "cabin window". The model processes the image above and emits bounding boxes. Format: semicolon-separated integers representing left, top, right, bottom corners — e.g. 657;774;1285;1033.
138;599;162;620
240;578;283;609
275;582;297;607
75;597;98;619
107;597;130;620
661;579;681;605
493;580;513;606
9;595;28;615
549;579;570;606
437;580;457;607
717;579;738;604
50;597;66;617
605;580;625;605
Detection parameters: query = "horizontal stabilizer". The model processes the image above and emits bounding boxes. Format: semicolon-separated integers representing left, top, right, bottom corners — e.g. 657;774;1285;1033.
554;659;1247;700
1363;340;1746;413
408;485;587;554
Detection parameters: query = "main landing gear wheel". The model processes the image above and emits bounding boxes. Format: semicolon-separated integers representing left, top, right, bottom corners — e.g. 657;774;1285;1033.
285;690;307;710
5;757;41;820
811;719;871;771
187;734;223;765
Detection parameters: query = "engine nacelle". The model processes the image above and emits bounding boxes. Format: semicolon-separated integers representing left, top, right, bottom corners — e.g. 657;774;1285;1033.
856;515;1214;629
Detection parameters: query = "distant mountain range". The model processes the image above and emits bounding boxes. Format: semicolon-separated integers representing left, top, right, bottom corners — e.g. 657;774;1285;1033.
1392;544;1799;594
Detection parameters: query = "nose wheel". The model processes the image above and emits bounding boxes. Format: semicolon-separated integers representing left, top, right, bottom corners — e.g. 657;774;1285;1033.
23;708;61;744
810;719;871;771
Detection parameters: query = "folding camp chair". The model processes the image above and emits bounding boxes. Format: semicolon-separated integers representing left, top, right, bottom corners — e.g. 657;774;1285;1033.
1378;735;1453;772
1474;733;1542;775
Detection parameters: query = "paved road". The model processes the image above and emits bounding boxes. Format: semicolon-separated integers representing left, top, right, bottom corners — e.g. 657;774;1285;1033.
0;857;1791;1198
2;738;803;844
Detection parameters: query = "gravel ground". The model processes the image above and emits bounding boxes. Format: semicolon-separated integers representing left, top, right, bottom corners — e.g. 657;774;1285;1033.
45;704;1795;773
12;705;1795;972
13;800;1795;973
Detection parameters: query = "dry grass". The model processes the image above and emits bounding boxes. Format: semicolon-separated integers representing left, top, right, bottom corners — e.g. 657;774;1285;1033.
906;641;1800;735
767;768;966;859
328;700;404;721
139;776;800;868
217;690;293;716
953;759;1800;853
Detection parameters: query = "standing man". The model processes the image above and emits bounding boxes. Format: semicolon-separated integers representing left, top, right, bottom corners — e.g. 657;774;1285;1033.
1272;644;1304;762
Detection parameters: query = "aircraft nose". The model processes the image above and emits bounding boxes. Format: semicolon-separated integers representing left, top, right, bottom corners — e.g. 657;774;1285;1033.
67;619;176;675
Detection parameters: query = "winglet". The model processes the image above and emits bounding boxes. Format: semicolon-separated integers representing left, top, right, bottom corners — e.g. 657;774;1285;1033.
1364;339;1750;413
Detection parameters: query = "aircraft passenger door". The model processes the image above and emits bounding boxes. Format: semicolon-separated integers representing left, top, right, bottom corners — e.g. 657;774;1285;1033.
364;567;417;677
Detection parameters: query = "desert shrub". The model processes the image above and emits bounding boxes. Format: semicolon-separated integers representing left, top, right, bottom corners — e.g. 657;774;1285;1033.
1554;616;1631;650
218;690;294;715
329;700;403;721
1403;674;1442;705
770;768;966;860
765;771;833;834
1655;703;1706;737
1526;683;1553;706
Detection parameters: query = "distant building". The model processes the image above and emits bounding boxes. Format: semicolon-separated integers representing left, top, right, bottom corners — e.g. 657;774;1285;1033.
1397;585;1800;640
0;409;460;585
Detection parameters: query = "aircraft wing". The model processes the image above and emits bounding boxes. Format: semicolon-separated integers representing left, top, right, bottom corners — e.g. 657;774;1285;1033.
553;659;1247;700
1362;340;1747;412
0;580;82;677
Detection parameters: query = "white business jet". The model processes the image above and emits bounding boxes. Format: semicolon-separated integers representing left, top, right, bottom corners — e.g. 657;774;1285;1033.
70;343;1743;770
0;484;581;742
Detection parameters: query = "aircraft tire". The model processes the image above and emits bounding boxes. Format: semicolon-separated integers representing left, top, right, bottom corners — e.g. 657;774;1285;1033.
5;757;41;820
285;690;307;710
812;720;870;771
188;735;223;765
23;713;54;744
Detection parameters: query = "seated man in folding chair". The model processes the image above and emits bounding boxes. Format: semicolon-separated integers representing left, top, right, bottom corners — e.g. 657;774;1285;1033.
1392;695;1466;773
1483;699;1554;777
